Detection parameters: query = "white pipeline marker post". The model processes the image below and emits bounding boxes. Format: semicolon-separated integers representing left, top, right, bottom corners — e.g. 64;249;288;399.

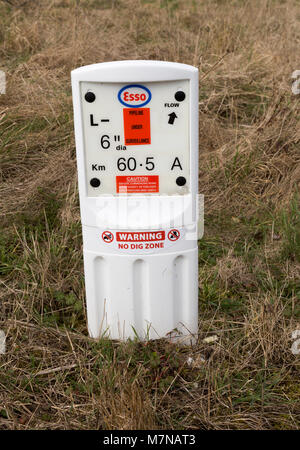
71;60;201;343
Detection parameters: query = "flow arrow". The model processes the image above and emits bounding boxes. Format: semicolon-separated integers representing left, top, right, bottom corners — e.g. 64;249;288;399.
168;112;178;125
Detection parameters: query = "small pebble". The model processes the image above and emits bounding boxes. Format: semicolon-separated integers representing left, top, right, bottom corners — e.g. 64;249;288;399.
0;330;6;354
203;335;219;344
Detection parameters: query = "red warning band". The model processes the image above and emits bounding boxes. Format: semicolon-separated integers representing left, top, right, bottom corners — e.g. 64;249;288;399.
116;231;165;242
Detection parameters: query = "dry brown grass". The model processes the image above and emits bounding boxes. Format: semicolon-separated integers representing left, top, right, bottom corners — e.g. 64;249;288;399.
0;0;299;430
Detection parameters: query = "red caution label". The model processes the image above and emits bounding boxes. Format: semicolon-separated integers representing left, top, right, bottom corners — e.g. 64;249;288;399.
116;175;159;193
116;231;165;242
123;108;151;145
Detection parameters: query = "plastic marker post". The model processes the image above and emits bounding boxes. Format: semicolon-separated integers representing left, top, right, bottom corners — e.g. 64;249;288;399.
71;61;202;344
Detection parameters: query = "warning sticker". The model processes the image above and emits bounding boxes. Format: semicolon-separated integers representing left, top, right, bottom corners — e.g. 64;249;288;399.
116;231;165;242
123;108;151;145
116;175;159;193
99;228;185;253
116;230;166;251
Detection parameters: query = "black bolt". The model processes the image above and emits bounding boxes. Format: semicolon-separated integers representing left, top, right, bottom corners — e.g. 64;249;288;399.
176;176;186;186
90;178;100;188
174;91;185;102
85;92;96;103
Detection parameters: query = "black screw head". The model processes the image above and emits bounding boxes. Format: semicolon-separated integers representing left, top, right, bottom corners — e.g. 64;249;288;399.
176;176;186;186
85;92;96;103
90;178;100;188
174;91;185;102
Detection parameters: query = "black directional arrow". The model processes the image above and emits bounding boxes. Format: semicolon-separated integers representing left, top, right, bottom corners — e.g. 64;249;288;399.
168;112;178;125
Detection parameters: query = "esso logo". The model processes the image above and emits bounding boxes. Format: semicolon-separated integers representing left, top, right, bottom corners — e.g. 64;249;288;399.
118;84;151;108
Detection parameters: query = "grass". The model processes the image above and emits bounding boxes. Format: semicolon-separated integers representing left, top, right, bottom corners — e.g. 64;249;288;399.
0;0;300;430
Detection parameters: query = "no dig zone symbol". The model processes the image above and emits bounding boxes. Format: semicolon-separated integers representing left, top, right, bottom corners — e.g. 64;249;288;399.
168;229;180;241
102;231;114;243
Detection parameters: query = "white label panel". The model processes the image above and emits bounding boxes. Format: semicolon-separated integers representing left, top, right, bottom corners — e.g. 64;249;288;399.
80;80;190;196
